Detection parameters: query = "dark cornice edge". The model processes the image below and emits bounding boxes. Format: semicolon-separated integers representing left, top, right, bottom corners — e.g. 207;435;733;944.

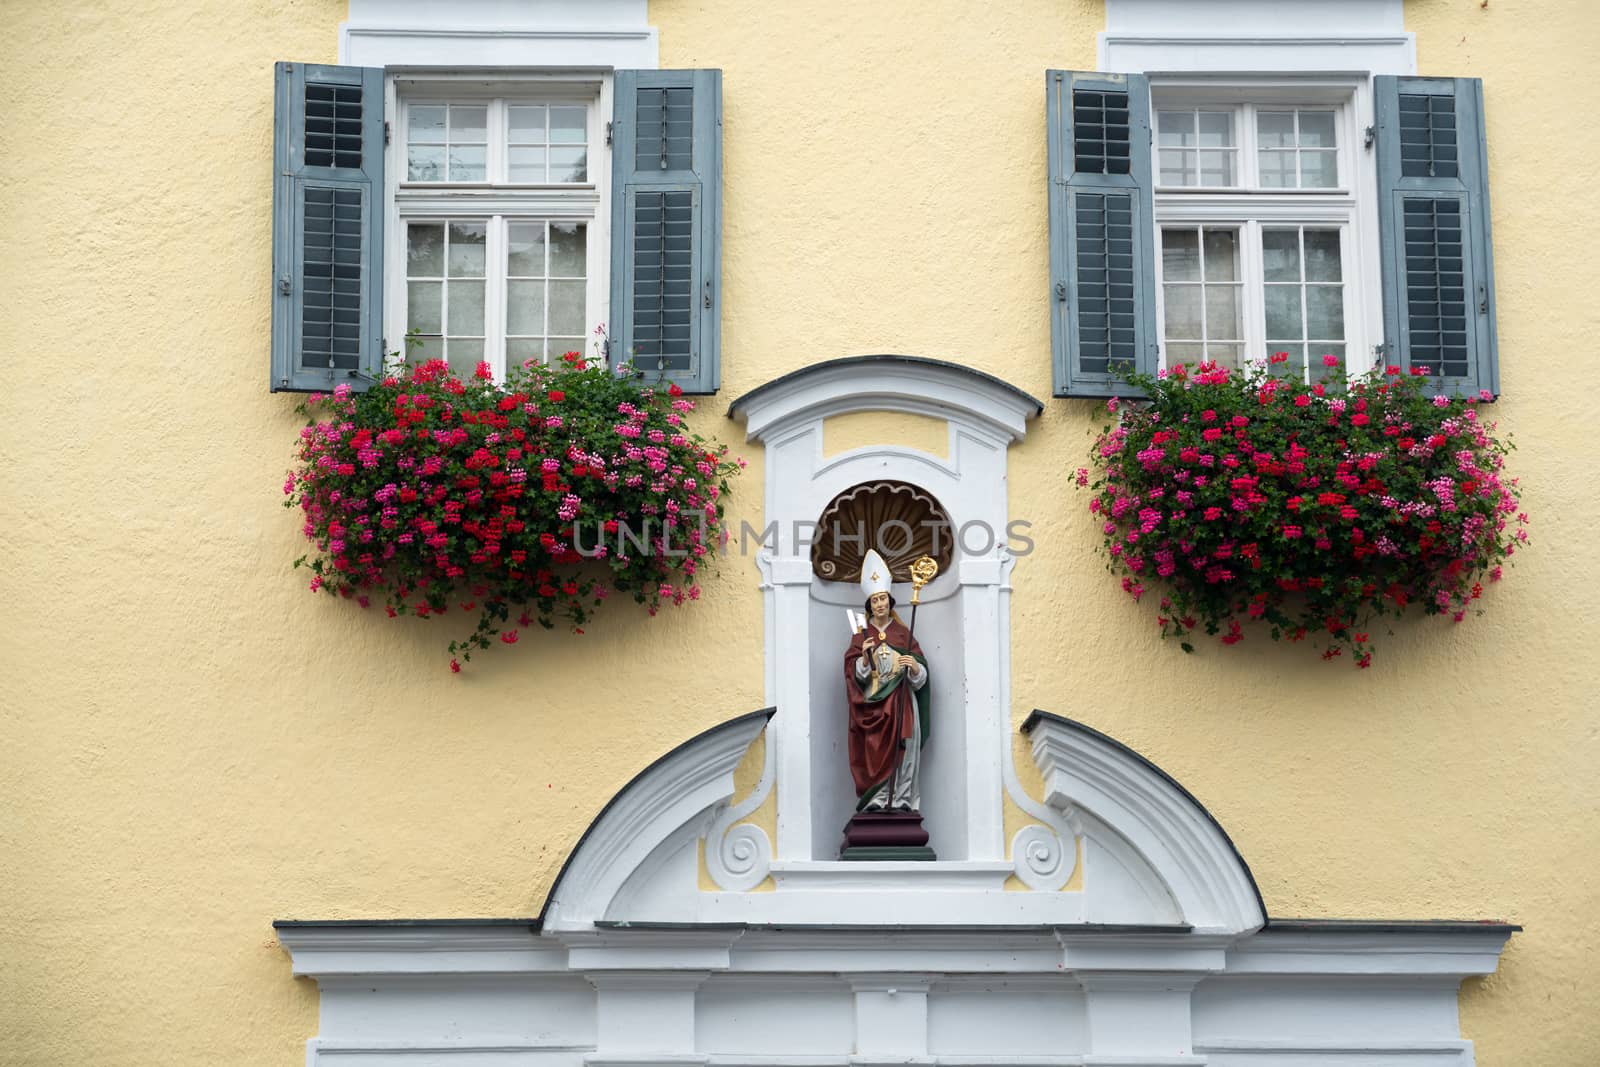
1264;918;1523;935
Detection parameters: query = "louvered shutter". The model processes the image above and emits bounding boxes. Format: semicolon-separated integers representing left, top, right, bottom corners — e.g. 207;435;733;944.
271;62;385;393
1046;70;1159;398
609;69;722;394
1375;77;1498;398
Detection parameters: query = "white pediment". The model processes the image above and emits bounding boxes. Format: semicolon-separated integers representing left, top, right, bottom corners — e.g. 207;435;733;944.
539;708;1265;935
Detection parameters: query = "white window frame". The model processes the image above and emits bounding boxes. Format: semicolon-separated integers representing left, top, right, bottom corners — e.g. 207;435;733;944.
1149;78;1383;380
382;73;613;380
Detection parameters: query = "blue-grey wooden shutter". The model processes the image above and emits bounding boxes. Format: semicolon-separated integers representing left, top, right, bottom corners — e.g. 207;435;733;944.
1047;70;1159;398
609;69;722;394
271;62;385;393
1375;76;1498;397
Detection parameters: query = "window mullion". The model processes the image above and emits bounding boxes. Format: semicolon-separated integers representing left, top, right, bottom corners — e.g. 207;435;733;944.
1297;226;1311;376
1242;218;1266;372
488;98;505;183
1340;219;1365;375
1152;222;1168;370
1240;102;1257;188
487;216;506;380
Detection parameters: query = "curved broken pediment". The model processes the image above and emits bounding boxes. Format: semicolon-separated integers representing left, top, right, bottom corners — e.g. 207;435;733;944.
539;709;1265;935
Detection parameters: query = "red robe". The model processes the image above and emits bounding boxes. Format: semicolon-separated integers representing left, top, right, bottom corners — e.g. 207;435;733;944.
843;619;929;802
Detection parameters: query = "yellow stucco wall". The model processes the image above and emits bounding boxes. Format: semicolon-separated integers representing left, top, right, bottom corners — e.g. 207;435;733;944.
2;0;1596;1063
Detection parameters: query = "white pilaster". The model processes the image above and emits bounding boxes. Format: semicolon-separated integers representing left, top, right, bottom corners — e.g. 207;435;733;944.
850;975;933;1061
767;552;819;861
1078;973;1205;1065
588;973;709;1066
956;552;1008;862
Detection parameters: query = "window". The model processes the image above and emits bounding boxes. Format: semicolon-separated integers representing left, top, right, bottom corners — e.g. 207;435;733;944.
272;63;722;396
1047;31;1498;400
1150;87;1367;383
388;81;608;381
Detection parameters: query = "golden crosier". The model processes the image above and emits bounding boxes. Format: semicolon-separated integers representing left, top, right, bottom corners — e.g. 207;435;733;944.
908;555;939;605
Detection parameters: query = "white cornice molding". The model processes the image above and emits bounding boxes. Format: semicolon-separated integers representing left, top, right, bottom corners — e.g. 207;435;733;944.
727;356;1043;446
275;921;1513;980
274;922;563;976
1231;927;1516;977
1022;713;1265;935
1100;0;1415;75
341;0;659;68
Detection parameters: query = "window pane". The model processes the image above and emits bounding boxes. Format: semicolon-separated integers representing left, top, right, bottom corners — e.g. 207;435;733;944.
1166;342;1204;363
1197;111;1233;147
408;280;442;334
1262;230;1301;282
551;146;588;183
449;105;488;142
550;337;586;362
1162;229;1201;281
1258;149;1294;187
447;222;486;277
549;280;586;335
1265;286;1303;338
1163;286;1202;338
1298;110;1337;147
1205;342;1241;367
550;223;586;277
410;336;444;364
506;280;545;335
1202;230;1238;281
1257;111;1295;148
550;107;587;144
1306;285;1345;338
1158;110;1196;146
1266;342;1305;373
509;105;547;142
446;338;483;380
407;224;444;276
1197;149;1233;186
1311;343;1345;369
408;105;446;141
408;145;444;182
1300;150;1338;188
1205;286;1240;338
1159;148;1189;185
449;145;487;181
507;337;545;366
508;223;547;276
508;146;547;182
1303;230;1342;282
447;280;484;335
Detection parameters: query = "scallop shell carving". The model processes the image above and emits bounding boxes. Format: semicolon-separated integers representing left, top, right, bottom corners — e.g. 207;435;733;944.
811;480;955;583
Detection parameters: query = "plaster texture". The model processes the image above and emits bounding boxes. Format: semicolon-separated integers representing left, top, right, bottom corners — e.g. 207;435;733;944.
2;0;1596;1063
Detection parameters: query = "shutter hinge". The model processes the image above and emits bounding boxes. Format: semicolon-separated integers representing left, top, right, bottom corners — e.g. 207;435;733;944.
1363;125;1375;150
1373;341;1390;358
278;275;292;296
704;279;713;309
384;121;391;146
1478;283;1489;315
605;121;613;147
1055;281;1067;302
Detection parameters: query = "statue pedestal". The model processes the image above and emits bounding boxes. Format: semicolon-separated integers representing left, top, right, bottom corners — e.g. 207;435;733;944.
840;811;937;861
